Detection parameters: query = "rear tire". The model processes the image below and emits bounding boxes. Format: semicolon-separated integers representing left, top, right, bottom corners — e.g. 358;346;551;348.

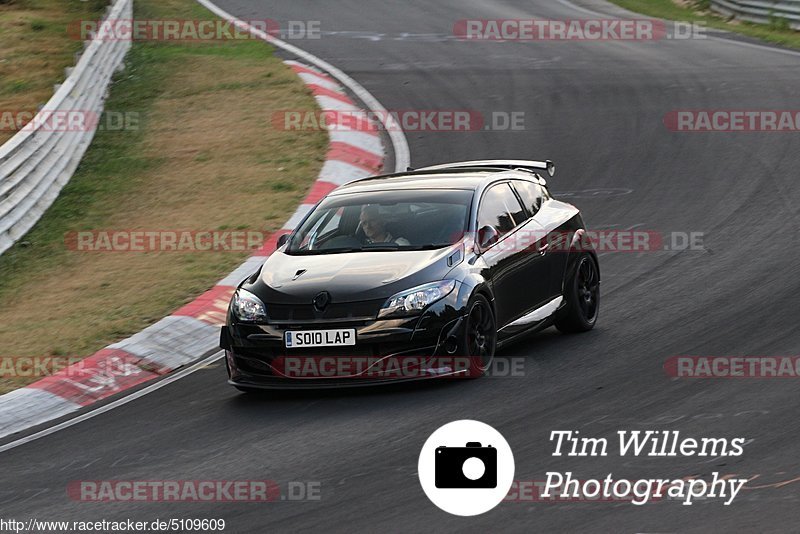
555;254;599;333
456;294;497;378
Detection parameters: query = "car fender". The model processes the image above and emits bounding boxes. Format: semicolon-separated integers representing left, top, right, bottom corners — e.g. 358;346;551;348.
452;270;495;317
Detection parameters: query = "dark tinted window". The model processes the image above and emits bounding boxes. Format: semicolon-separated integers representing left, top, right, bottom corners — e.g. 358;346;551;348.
286;189;473;254
513;179;548;216
477;183;527;237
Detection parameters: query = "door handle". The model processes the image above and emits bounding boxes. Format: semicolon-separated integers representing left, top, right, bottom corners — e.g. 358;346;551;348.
537;242;549;256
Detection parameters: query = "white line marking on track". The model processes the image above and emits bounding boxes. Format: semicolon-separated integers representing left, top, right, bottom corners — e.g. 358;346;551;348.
0;351;223;454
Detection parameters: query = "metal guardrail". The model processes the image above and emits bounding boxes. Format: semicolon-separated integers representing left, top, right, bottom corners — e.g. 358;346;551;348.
711;0;800;30
0;0;132;256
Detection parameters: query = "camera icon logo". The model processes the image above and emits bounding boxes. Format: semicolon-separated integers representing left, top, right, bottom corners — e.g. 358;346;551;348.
435;442;497;488
418;420;514;516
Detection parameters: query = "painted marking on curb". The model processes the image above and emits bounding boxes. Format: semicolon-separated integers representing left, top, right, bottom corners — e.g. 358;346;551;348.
328;129;383;154
28;349;159;407
307;84;355;104
304;180;340;204
328;142;384;172
295;72;341;92
319;160;374;186
285;61;334;79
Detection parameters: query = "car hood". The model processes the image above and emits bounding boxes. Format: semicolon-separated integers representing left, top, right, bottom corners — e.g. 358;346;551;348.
252;247;458;304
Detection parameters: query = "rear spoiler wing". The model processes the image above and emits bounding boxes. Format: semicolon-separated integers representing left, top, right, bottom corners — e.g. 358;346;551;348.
416;159;555;178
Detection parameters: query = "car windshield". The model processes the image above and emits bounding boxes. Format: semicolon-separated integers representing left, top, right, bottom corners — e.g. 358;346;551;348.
285;189;473;255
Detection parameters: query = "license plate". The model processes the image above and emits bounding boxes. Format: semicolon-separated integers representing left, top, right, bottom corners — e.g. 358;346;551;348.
285;329;356;348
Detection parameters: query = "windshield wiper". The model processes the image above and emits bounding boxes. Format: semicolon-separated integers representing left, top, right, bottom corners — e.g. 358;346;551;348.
293;245;398;254
362;243;401;251
403;243;451;250
291;247;362;255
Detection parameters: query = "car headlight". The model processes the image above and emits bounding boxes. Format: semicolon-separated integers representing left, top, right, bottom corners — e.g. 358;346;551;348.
231;289;267;322
378;280;457;318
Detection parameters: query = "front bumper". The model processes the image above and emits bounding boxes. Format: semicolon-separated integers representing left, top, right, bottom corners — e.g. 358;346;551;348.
222;298;469;389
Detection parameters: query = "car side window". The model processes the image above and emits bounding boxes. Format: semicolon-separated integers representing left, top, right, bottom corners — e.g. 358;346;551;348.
513;179;547;217
477;183;527;238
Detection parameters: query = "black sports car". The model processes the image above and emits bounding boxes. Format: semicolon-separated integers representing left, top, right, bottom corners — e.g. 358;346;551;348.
220;160;599;390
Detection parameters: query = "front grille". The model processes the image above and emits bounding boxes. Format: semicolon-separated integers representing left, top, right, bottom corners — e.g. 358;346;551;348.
266;299;384;322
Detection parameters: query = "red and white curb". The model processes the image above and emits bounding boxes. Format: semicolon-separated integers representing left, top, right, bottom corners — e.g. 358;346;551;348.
0;61;387;440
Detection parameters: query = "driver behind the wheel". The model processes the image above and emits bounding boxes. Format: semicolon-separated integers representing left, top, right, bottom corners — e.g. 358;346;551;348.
359;205;410;245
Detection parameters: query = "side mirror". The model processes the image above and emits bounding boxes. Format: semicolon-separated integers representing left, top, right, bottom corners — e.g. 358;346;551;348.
277;233;290;248
477;225;499;250
545;160;555;177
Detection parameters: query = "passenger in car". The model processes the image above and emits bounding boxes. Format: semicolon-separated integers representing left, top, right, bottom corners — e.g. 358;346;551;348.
359;205;411;245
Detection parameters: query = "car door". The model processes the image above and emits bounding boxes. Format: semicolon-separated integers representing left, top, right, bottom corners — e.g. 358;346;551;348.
512;178;567;301
476;182;550;328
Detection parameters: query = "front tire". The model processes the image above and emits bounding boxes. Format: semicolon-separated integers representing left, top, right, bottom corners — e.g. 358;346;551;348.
555;254;599;333
456;294;497;378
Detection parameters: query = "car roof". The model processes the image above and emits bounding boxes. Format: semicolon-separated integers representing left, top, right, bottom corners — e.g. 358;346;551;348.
329;168;542;196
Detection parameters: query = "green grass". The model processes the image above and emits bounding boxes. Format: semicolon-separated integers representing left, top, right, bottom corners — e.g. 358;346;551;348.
607;0;800;49
0;0;110;142
0;0;327;393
